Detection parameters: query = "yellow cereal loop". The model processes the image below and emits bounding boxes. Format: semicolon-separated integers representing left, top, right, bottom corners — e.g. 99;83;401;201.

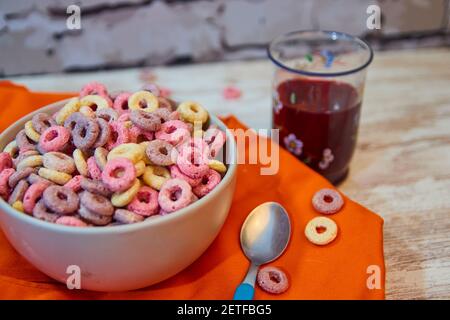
80;94;109;110
177;101;208;124
79;105;96;118
38;167;72;185
128;91;158;113
208;159;227;174
143;165;170;190
24;121;41;142
17;155;43;170
139;141;151;165
111;179;140;207
73;149;88;176
3;140;19;157
94;147;108;170
135;160;146;177
12;201;24;212
56;97;81;125
107;143;144;164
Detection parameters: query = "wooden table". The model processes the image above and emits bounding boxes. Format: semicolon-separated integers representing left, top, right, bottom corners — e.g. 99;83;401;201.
8;48;450;299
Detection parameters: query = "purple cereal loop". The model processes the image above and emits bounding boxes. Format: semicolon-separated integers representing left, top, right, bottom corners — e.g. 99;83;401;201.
32;113;56;134
130;109;161;131
8;179;29;204
96;108;119;123
72;118;100;150
16;129;36;153
157;178;192;213
80;177;112;197
43;185;79;215
80;190;114;216
145;139;175;166
113;209;144;224
33;200;59;223
93;118;111;148
79;205;112;226
64;112;86;132
8;167;37;188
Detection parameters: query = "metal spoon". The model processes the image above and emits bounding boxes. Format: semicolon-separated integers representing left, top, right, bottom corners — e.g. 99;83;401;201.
233;202;291;300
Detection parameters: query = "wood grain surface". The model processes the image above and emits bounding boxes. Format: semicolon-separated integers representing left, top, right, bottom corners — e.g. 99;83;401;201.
7;48;450;299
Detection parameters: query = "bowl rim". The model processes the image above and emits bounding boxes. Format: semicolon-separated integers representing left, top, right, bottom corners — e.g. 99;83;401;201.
0;98;237;234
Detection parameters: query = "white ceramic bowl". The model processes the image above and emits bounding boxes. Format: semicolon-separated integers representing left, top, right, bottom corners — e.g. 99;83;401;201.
0;100;237;292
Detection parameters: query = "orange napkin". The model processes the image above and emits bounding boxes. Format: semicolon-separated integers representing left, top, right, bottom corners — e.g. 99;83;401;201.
0;81;385;299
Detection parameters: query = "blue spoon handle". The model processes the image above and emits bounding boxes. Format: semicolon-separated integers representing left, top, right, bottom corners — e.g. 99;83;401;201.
233;283;254;300
233;263;259;300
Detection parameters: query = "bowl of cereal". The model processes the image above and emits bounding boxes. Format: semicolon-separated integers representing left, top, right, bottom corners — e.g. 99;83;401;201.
0;83;237;291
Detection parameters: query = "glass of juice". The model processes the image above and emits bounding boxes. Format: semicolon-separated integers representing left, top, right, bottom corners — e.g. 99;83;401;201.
268;30;373;184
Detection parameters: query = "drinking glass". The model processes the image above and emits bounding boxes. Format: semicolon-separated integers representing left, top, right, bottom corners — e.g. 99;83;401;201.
268;30;373;184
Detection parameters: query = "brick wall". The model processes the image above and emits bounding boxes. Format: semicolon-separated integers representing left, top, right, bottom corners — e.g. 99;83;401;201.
0;0;449;76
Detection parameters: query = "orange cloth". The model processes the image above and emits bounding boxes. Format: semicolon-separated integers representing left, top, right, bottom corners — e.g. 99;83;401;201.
0;81;385;299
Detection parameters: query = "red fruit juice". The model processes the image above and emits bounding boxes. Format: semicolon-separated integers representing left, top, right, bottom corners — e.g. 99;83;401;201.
272;78;361;184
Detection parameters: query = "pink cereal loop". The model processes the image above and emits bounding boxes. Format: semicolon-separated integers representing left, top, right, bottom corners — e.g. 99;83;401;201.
113;92;132;114
127;186;159;217
176;145;209;179
129;126;154;143
105;121;131;150
170;165;201;187
257;266;289;294
155;120;190;145
193;169;221;198
39;126;71;152
23;181;48;214
0;152;13;173
158;178;192;213
204;127;226;158
79;81;108;98
64;175;83;192
101;158;136;192
312;188;344;215
56;216;88;227
222;86;242;100
87;156;102;180
0;168;15;199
